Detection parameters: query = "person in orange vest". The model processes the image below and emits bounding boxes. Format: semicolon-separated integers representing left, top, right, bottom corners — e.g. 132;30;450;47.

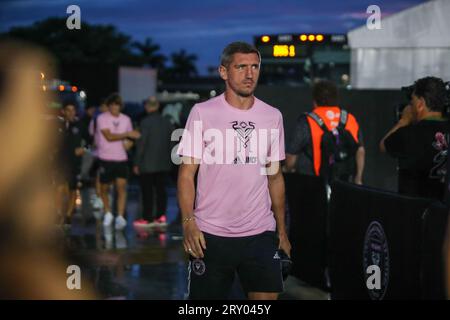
285;80;365;184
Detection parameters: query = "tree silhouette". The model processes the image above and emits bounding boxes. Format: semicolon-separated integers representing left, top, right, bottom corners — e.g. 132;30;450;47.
1;18;137;66
169;49;198;79
132;37;166;69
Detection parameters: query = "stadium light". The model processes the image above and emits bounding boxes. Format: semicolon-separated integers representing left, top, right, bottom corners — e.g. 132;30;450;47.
262;35;270;43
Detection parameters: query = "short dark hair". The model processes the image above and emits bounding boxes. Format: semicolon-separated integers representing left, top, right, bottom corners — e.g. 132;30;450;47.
220;42;261;67
62;101;76;110
412;76;447;112
312;80;338;106
105;93;123;107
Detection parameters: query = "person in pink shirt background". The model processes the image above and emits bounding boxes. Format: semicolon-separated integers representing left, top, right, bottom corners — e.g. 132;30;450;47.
95;93;141;230
177;42;291;300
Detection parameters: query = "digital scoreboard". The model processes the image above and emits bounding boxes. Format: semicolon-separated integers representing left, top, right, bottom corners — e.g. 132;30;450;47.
253;33;349;85
254;34;347;59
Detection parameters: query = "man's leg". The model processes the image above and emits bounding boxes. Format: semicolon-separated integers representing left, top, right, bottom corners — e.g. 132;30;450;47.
238;231;283;300
188;233;237;300
140;173;153;221
66;170;80;221
154;172;168;220
114;177;128;230
55;184;68;224
115;177;127;217
66;189;77;219
100;183;112;213
95;174;102;198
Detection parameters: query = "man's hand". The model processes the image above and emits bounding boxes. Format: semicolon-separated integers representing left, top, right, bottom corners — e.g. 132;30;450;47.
183;220;206;258
127;130;141;139
278;232;291;258
399;105;414;125
123;138;134;151
74;147;85;157
133;166;140;176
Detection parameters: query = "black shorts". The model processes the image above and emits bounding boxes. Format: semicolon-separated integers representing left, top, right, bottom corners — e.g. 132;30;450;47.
188;231;283;300
89;157;101;178
98;160;129;184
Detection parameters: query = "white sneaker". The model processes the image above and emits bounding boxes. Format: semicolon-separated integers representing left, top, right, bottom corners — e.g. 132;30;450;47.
103;212;114;227
115;215;127;231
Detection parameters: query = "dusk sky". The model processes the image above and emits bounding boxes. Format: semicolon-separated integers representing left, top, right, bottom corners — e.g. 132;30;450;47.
1;0;426;73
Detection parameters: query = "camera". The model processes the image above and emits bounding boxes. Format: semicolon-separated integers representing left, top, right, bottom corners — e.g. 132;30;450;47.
395;84;415;121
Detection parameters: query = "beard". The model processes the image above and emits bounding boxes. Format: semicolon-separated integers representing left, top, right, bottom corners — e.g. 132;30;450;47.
229;81;257;98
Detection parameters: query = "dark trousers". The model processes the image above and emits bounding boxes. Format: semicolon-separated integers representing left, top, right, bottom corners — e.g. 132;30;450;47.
139;172;167;221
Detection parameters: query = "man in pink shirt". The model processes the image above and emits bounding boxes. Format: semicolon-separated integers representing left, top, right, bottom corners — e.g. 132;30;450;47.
177;42;291;300
95;93;140;230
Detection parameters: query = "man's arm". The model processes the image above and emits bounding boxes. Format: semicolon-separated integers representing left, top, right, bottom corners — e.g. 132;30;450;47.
284;154;298;172
267;162;291;257
177;157;206;258
101;128;140;142
354;146;365;185
284;116;309;172
380;105;414;153
133;122;149;174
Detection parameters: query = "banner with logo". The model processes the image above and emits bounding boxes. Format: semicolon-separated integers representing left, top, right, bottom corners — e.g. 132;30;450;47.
329;181;432;299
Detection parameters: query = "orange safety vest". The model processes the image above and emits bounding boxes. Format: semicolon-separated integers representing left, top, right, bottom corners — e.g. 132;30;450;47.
306;106;360;176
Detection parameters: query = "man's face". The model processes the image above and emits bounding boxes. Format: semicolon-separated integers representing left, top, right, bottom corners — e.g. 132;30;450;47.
86;107;96;117
219;52;260;98
109;103;121;116
63;105;76;122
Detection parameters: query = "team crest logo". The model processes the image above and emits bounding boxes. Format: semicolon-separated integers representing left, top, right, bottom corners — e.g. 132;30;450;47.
231;121;255;149
192;259;206;276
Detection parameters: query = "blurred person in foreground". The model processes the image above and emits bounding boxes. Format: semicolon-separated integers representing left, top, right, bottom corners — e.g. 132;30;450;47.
0;40;94;299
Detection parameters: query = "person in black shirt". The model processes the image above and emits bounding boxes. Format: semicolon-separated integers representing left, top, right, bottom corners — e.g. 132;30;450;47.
133;96;174;227
380;76;449;200
80;104;96;148
56;103;86;225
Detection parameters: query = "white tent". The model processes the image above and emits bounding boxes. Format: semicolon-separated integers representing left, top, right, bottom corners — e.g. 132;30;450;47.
348;0;450;89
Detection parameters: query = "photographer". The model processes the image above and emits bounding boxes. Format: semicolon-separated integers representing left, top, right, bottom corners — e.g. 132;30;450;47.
380;76;449;201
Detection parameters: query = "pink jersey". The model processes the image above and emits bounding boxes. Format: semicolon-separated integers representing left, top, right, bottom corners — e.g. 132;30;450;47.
177;93;285;237
95;111;132;161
